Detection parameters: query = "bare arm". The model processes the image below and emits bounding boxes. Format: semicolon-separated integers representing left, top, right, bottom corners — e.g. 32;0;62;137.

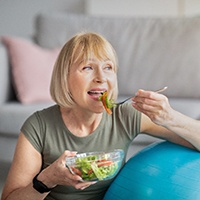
1;132;48;200
1;133;95;200
132;89;200;151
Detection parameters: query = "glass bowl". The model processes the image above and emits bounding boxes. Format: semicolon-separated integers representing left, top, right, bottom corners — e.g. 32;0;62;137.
65;149;124;182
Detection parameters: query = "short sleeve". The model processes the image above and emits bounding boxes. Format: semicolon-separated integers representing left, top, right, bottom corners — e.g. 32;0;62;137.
21;112;44;153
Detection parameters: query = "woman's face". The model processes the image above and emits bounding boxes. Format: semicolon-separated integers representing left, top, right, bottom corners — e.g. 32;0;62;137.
68;56;117;113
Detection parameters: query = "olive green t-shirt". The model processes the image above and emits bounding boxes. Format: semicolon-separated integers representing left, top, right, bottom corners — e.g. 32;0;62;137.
21;103;141;200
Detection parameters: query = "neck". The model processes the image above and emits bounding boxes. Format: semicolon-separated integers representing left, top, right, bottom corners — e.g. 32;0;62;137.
60;107;103;137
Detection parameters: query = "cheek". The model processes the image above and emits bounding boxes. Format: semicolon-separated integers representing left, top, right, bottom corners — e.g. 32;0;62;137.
109;74;117;87
68;74;88;95
68;82;82;101
109;74;118;99
68;75;80;94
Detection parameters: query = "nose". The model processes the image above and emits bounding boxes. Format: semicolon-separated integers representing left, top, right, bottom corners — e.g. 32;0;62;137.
94;69;106;83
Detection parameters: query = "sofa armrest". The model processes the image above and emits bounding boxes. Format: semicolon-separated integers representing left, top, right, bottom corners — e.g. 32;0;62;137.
0;43;15;104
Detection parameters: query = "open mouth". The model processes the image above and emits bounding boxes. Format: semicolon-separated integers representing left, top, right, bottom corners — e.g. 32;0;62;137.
88;90;106;98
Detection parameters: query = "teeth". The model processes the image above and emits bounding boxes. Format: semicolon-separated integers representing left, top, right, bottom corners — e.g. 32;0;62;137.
88;91;105;94
89;91;102;94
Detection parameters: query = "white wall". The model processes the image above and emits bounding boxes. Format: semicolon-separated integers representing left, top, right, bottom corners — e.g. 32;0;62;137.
0;0;200;38
185;0;200;16
0;0;85;37
86;0;200;17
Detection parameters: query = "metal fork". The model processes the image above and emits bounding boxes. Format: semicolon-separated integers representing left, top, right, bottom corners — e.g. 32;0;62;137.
115;86;168;105
66;164;75;175
66;163;84;182
46;161;84;182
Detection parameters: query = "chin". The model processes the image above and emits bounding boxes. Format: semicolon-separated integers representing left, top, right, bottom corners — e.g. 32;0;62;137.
92;108;104;114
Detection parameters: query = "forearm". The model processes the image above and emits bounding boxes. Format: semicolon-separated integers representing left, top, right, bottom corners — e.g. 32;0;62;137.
132;89;200;150
2;183;49;200
165;109;200;151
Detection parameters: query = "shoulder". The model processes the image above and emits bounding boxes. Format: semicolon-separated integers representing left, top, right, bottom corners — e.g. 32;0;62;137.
35;104;59;117
22;104;59;131
28;104;59;124
21;104;60;152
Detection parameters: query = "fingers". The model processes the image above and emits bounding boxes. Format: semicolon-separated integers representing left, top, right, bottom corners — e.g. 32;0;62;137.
67;172;96;190
63;151;97;190
132;90;165;111
74;181;97;190
133;97;158;111
61;167;94;190
134;89;164;101
44;150;97;190
132;89;169;124
63;150;77;157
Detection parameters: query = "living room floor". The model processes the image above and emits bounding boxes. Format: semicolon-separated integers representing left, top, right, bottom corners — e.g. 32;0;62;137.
0;135;162;197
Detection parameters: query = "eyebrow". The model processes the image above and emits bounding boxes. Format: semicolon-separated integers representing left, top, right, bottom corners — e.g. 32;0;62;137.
81;58;111;63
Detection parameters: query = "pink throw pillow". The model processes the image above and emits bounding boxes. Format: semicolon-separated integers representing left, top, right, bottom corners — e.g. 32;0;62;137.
2;36;60;104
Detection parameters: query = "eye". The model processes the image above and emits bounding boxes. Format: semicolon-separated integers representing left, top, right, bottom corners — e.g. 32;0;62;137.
82;66;93;71
104;65;113;71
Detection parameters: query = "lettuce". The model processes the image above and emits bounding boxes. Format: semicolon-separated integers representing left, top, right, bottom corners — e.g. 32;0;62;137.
75;155;118;181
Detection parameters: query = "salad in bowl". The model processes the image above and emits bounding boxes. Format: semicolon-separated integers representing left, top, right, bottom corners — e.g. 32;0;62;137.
66;149;124;181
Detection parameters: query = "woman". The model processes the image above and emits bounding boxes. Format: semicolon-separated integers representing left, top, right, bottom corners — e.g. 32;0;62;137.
1;32;200;200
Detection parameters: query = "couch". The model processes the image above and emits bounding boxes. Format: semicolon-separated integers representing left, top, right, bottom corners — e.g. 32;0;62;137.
1;12;200;162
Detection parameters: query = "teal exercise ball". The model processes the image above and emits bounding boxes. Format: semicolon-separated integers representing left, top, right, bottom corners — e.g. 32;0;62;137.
104;141;200;200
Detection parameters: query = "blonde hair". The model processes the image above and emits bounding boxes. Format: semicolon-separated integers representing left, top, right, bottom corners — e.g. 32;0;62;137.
50;32;118;108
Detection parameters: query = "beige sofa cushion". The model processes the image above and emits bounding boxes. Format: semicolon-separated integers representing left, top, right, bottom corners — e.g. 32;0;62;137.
35;13;200;98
